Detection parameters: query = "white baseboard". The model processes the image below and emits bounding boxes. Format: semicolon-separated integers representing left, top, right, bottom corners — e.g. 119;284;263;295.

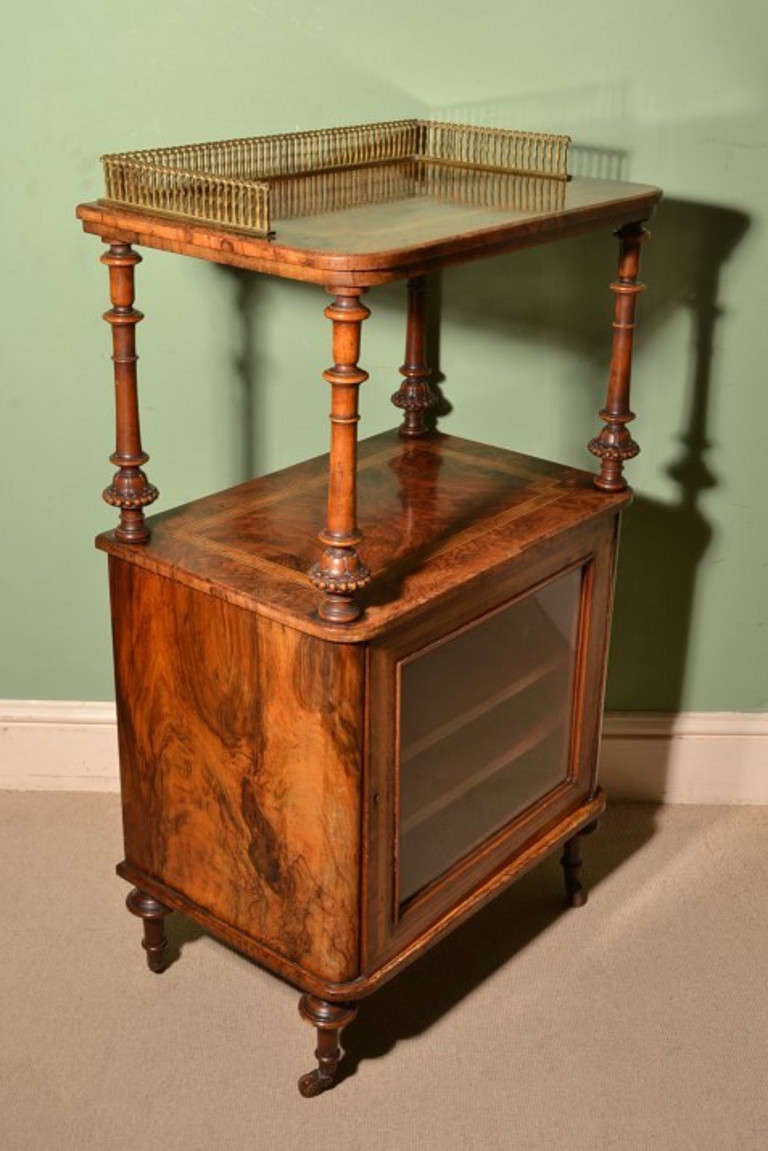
599;711;768;804
0;701;120;792
1;701;766;803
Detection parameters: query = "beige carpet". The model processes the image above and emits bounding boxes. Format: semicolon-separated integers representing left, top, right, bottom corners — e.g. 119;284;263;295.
1;793;766;1151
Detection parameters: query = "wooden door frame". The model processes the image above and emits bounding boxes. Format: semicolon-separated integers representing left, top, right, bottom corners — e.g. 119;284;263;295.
362;514;620;971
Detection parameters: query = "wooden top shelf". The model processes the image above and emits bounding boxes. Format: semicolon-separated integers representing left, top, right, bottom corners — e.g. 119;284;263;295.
73;174;663;285
78;120;659;283
96;429;630;643
77;176;660;285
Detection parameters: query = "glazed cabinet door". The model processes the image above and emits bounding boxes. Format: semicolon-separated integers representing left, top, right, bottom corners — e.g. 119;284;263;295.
363;518;619;971
397;564;582;903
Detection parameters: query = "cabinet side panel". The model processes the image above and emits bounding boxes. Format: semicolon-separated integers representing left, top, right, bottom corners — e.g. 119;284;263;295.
109;558;364;983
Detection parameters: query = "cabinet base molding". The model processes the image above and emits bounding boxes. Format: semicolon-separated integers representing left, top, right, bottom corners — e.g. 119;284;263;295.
114;791;604;1004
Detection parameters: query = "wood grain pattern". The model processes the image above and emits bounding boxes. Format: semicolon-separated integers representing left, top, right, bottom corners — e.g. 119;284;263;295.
110;559;364;982
76;176;661;287
116;790;605;1003
97;430;630;643
105;433;625;1004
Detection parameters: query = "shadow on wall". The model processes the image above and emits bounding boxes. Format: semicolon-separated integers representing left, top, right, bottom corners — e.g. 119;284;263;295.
430;195;749;715
213;267;267;482
569;141;628;179
608;199;749;713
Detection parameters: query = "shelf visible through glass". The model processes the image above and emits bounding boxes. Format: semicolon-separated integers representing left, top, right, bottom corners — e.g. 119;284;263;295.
398;567;582;903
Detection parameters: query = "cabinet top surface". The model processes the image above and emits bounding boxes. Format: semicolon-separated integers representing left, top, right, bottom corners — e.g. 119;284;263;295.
96;430;630;642
76;175;661;283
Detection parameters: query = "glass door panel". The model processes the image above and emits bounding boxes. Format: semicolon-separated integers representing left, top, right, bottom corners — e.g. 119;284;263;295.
398;567;582;903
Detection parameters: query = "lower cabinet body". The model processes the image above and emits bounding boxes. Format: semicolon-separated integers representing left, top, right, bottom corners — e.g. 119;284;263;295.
109;524;614;1093
105;431;627;1094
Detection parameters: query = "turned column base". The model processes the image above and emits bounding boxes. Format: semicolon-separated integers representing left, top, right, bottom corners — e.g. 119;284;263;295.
298;994;357;1097
391;379;438;438
391;274;437;438
309;542;371;624
588;427;639;493
126;888;170;973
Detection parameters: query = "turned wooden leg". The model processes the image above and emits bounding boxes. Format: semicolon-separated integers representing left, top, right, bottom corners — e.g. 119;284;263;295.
126;888;170;973
308;288;371;624
297;995;357;1098
560;820;598;908
589;223;649;491
391;275;437;437
101;242;158;542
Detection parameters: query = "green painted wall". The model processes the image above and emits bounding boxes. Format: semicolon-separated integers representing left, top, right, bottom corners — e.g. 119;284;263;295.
2;1;766;710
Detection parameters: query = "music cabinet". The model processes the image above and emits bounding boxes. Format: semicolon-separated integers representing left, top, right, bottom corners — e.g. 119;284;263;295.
76;119;661;1095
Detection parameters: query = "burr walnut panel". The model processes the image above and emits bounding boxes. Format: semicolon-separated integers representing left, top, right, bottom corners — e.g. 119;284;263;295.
109;558;364;982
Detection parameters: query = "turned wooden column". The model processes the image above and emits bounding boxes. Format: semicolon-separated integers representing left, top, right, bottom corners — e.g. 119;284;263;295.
309;288;371;624
589;223;649;491
297;994;357;1097
101;242;158;542
126;888;170;972
391;275;436;436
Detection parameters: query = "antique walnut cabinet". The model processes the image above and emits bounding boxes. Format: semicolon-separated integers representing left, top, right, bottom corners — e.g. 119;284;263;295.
75;120;661;1096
